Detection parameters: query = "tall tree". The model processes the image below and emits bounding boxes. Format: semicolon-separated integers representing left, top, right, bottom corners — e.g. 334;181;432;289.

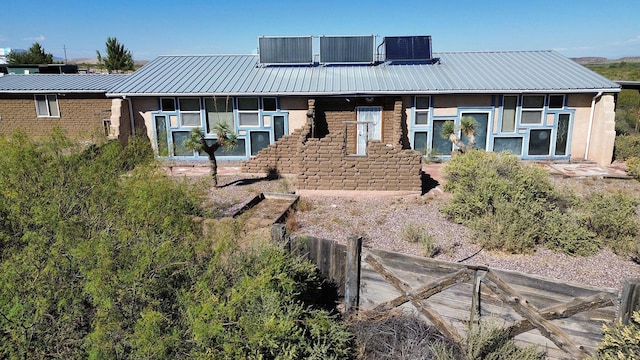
7;42;54;64
96;37;134;73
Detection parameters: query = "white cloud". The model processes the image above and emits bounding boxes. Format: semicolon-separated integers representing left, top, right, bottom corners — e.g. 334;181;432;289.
24;35;46;42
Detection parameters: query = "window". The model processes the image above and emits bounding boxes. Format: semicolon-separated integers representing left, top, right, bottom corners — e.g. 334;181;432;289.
35;95;60;117
528;129;552;155
555;113;570;155
262;97;277;111
238;98;259;126
494;137;523;155
178;98;201;127
501;96;517;132
172;131;193;156
521;95;545;125
414;96;430;125
413;131;428;153
250;131;270;155
548;94;565;109
205;97;233;133
161;98;176;111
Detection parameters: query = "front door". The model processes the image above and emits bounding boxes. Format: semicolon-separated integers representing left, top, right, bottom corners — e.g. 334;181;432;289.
356;106;382;155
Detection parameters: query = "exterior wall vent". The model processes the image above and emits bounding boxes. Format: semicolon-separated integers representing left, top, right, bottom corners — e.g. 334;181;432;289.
319;35;374;64
258;36;313;65
385;36;432;62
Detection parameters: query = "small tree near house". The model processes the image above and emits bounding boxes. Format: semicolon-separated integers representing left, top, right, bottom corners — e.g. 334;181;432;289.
441;116;477;153
184;123;237;187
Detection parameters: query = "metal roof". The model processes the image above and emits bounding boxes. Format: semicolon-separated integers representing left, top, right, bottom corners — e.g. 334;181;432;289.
0;74;129;93
106;51;621;97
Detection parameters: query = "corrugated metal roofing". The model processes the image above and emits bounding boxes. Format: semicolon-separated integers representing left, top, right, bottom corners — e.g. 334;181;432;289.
106;50;620;97
0;74;128;93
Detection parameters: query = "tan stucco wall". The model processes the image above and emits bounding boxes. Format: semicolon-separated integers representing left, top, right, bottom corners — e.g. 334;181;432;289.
567;93;616;165
432;95;493;116
280;97;308;133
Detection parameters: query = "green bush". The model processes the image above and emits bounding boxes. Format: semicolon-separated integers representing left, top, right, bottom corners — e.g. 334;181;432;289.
615;134;640;161
0;131;353;359
627;156;640;180
593;311;640;359
442;150;563;254
581;192;640;256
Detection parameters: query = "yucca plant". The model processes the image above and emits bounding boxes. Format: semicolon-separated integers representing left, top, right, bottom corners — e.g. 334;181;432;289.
441;116;477;153
184;122;237;186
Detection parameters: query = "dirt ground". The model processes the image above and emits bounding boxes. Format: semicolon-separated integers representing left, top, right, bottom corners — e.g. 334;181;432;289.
183;161;640;290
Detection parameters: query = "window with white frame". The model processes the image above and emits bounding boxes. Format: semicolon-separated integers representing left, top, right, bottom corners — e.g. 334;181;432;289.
35;94;60;117
178;98;201;127
237;98;259;126
262;97;277;111
520;95;545;125
414;96;430;125
205;97;234;133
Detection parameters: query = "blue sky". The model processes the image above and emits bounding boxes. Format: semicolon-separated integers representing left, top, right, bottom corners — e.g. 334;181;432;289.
1;0;638;61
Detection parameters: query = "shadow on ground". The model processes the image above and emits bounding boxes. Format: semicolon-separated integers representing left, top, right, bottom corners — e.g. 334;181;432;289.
421;171;440;195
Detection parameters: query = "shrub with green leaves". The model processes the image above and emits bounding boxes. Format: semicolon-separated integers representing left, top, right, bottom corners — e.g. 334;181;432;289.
442;150;563;254
593;311;640;359
581;192;640;256
0;131;353;359
440;150;625;256
402;223;439;257
627;156;640;180
614;134;640;161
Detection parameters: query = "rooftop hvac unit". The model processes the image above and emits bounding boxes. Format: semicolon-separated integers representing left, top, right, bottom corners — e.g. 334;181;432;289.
319;35;374;64
258;36;313;65
385;36;432;62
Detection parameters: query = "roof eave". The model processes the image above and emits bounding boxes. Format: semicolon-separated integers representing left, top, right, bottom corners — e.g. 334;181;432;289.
106;88;621;98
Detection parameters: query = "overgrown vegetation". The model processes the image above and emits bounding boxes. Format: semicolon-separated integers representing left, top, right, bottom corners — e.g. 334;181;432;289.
442;150;640;256
349;311;544;360
0;131;353;359
592;310;640;359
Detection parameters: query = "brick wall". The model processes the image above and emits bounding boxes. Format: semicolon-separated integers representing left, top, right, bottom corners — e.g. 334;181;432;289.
0;93;113;140
241;97;423;191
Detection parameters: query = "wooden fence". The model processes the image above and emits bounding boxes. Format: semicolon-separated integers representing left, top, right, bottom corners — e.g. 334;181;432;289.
275;227;640;360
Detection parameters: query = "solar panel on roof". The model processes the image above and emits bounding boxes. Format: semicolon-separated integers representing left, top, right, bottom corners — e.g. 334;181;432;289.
385;36;432;62
319;36;374;64
258;36;313;65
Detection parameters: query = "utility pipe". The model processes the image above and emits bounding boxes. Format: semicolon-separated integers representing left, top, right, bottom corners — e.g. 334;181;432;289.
584;91;603;160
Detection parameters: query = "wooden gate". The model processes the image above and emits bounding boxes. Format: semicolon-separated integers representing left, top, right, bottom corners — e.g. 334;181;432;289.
360;248;617;360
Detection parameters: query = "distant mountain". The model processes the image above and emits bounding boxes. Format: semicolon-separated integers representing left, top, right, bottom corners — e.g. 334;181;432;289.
68;58;148;66
572;56;640;65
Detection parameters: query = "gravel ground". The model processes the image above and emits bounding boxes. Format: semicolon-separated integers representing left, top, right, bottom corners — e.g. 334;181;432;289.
202;171;640;291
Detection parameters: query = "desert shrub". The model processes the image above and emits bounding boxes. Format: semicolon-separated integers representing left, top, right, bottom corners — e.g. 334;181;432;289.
442;150;563;254
627;156;640;180
614;134;640;161
0;131;353;359
430;320;544;360
402;223;439;257
593;311;640;359
543;208;600;256
349;309;459;360
581;192;640;256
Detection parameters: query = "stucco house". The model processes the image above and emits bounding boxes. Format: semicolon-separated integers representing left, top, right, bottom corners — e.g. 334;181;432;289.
0;74;128;141
105;35;620;191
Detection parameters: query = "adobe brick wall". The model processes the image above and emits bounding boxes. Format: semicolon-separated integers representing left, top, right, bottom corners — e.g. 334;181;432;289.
241;97;423;191
0;93;112;140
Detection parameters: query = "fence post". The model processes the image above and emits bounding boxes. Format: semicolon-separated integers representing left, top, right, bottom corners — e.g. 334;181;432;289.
345;235;362;314
619;278;640;324
271;223;287;250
